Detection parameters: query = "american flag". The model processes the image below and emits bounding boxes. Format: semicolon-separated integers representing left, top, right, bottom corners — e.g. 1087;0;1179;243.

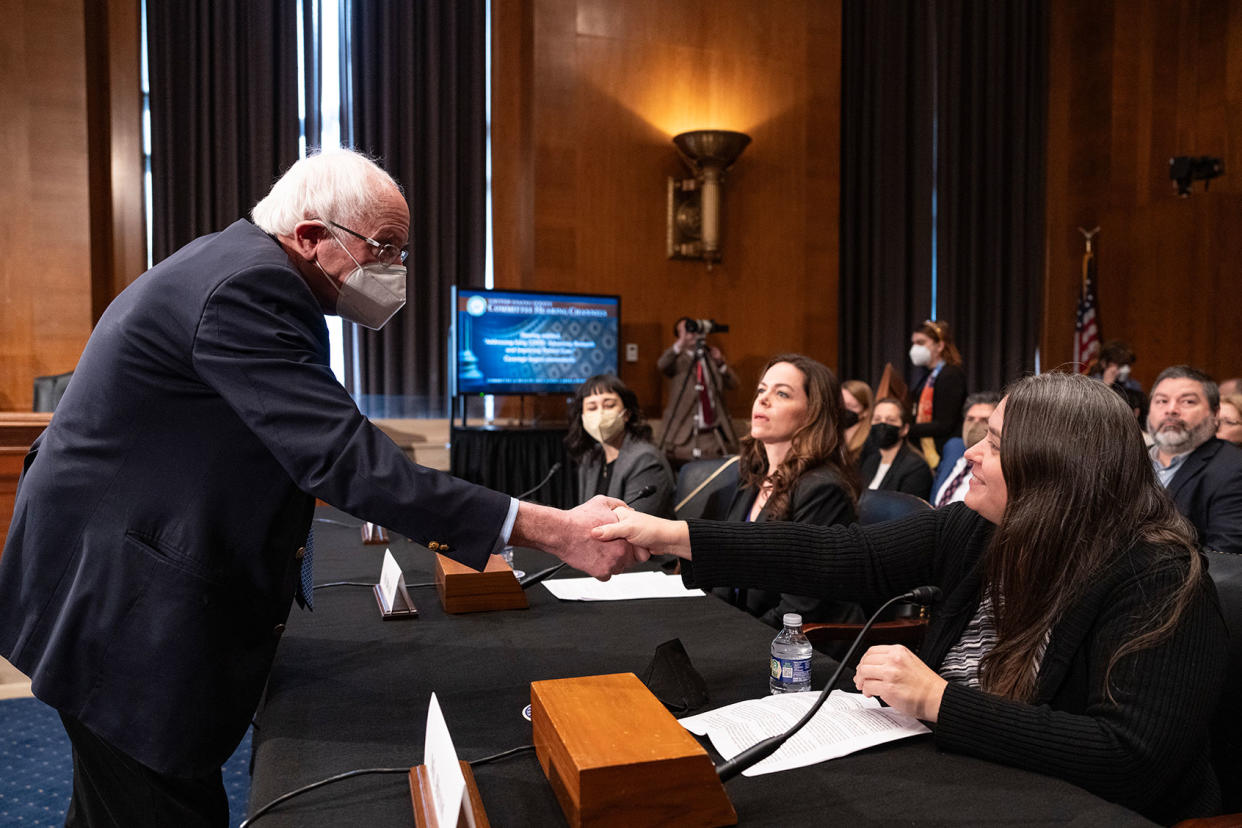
1072;235;1099;372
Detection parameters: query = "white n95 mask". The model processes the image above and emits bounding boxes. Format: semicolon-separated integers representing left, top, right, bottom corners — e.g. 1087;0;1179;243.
335;262;407;331
319;231;408;331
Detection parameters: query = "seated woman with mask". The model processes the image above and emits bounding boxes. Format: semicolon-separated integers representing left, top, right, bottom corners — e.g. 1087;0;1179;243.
860;397;933;500
715;354;863;628
597;372;1227;824
567;374;675;518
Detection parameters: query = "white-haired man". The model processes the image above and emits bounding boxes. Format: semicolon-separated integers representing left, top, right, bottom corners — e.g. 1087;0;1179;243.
0;150;637;825
1148;364;1242;556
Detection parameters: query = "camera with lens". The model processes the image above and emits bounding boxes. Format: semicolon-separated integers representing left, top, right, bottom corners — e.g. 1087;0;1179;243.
684;318;729;335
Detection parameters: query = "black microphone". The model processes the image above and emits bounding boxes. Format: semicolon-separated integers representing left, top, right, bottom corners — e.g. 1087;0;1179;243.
515;462;562;501
520;486;658;589
625;484;657;505
714;585;942;782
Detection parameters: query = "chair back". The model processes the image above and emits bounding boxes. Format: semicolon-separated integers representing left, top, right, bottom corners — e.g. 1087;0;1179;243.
32;371;73;412
1206;551;1242;812
674;456;739;521
858;490;932;524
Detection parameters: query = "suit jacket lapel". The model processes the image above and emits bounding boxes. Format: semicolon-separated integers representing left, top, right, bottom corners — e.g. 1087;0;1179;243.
1166;440;1219;501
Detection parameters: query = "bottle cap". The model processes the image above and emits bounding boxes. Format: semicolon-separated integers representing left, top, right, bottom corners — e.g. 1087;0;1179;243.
783;613;802;628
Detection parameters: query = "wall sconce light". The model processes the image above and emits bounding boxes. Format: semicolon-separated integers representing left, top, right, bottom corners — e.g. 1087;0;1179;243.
667;129;751;268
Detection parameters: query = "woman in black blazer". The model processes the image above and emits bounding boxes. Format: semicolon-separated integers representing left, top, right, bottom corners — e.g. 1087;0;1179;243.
860;397;933;500
713;354;863;628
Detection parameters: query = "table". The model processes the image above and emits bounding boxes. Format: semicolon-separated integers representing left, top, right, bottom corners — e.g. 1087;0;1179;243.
248;507;1154;827
450;426;575;508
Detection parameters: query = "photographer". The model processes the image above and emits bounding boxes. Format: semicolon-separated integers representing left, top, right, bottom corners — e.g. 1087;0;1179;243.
657;316;739;464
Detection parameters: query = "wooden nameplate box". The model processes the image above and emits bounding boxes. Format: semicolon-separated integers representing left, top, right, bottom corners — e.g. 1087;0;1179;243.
434;553;528;614
530;672;736;827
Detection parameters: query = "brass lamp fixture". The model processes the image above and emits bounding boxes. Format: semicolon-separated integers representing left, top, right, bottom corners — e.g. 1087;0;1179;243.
667;129;751;268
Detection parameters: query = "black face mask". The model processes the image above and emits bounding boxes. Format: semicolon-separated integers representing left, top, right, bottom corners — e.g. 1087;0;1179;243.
841;409;859;430
869;422;902;449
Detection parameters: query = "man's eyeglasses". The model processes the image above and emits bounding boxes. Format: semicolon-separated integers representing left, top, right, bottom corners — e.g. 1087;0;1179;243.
325;220;408;266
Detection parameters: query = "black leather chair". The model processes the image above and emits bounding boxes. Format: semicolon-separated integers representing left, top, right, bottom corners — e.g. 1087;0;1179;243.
673;456;739;521
857;489;933;524
1205;551;1242;814
32;371;73;412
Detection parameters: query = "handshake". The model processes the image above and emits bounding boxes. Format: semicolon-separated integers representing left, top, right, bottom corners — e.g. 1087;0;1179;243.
508;495;693;579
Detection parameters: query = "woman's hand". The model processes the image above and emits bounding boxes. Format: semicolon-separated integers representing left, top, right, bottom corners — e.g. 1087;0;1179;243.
591;506;692;561
852;645;947;722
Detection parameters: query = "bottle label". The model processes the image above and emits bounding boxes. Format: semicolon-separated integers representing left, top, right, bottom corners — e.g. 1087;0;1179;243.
770;656;811;685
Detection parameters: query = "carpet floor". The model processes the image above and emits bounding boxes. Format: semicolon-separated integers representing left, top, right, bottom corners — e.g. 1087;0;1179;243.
0;696;252;825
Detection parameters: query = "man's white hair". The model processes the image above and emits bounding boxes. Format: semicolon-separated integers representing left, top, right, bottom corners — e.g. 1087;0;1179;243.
251;148;403;236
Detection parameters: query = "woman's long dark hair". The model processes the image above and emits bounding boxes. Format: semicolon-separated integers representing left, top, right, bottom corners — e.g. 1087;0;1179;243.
564;374;652;461
738;354;860;519
980;372;1204;702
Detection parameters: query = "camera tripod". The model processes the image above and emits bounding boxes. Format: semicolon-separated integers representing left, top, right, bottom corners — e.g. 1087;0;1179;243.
658;336;732;460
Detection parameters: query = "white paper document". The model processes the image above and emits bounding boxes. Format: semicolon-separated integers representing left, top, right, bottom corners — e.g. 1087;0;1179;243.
678;689;930;777
542;570;706;601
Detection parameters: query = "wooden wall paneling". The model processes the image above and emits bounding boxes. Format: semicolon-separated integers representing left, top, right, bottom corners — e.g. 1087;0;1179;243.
1044;0;1242;387
0;0;95;411
492;0;841;421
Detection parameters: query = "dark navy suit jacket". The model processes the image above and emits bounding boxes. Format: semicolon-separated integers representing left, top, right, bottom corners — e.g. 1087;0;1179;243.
930;437;967;500
0;221;510;776
1167;437;1242;556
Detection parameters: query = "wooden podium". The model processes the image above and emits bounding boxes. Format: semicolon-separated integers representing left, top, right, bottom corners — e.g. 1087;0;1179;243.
434;553;529;614
530;673;736;827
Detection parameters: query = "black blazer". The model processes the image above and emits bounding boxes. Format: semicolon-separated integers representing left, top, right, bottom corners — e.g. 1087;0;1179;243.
713;465;862;628
575;433;675;518
860;443;933;501
907;363;967;461
0;220;511;777
1167;437;1242;556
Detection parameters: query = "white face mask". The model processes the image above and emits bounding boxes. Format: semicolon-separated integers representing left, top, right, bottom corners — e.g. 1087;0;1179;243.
909;344;932;367
318;231;407;331
1116;365;1132;382
582;407;626;445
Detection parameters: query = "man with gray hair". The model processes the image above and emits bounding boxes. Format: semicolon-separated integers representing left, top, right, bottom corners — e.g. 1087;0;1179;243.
1148;364;1242;556
0;149;639;825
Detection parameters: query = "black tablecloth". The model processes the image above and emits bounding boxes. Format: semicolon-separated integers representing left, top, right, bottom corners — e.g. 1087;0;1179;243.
248;508;1154;827
450;426;575;507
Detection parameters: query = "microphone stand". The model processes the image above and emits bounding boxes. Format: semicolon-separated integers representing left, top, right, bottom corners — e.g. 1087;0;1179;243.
715;586;941;782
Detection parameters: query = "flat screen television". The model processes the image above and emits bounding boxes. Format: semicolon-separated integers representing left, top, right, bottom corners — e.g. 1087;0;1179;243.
451;288;620;396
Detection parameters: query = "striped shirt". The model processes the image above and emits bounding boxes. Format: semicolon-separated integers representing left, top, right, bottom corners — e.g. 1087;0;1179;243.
939;593;1049;688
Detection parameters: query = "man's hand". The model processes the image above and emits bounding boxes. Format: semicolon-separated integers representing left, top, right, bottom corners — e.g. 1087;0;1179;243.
510;497;646;580
591;505;692;561
852;644;947;722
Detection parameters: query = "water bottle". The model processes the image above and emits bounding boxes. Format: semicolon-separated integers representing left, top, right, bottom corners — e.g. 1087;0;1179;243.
769;613;812;694
500;545;524;578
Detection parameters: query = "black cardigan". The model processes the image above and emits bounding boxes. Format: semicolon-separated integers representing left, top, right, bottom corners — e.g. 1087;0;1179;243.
715;465;862;628
682;504;1227;824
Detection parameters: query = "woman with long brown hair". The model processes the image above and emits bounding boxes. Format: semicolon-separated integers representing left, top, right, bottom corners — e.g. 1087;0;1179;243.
716;354;862;628
596;372;1227;824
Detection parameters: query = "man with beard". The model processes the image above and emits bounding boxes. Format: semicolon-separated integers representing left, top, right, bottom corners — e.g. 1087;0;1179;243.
1148;365;1242;555
931;391;1003;507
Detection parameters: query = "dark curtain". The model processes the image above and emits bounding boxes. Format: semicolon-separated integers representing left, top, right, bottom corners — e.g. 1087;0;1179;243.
838;1;936;390
345;0;487;407
838;0;1048;395
148;1;305;263
935;1;1047;393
